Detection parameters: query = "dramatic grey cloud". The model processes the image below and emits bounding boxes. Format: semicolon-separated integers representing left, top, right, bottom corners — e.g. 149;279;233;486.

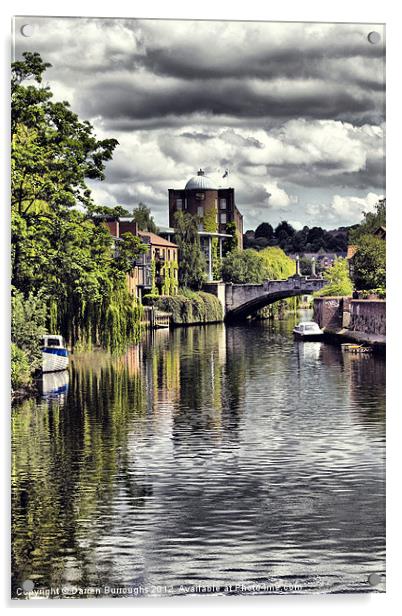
14;16;385;229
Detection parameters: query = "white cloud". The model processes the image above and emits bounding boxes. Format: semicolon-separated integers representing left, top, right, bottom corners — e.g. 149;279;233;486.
305;192;384;228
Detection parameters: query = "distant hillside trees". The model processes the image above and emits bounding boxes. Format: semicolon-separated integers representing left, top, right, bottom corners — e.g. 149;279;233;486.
244;220;348;254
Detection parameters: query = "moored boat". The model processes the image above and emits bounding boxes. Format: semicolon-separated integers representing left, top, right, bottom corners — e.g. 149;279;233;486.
41;335;69;373
293;321;324;340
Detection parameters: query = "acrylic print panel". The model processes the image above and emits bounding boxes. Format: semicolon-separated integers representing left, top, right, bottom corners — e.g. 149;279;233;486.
11;16;385;599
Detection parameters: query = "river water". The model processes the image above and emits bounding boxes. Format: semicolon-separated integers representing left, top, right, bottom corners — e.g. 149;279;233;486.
11;315;385;598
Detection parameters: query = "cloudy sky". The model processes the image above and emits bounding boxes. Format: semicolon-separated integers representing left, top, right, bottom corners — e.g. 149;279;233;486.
14;16;385;230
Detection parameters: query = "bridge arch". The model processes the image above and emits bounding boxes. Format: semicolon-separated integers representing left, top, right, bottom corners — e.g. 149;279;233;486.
224;277;327;322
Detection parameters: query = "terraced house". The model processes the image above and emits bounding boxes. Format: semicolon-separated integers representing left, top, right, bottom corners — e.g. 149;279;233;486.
100;216;178;301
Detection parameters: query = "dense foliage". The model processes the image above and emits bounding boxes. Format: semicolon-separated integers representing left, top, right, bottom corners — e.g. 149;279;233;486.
174;211;206;289
221;246;295;284
11;344;32;390
150;290;223;324
222;221;238;256
351;235;386;291
315;258;354;297
259;247;296;279
221;249;267;284
349;198;386;243
244;220;348;254
11;52;146;388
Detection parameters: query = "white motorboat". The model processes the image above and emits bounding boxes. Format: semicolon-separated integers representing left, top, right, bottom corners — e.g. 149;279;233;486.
293;321;324;340
41;335;69;373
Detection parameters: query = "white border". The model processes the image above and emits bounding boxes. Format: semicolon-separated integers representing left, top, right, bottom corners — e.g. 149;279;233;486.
2;1;400;614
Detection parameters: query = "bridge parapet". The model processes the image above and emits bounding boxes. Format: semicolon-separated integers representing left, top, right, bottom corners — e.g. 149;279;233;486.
225;275;327;320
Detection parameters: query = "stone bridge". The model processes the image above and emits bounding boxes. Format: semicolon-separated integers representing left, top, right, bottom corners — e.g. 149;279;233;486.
224;276;328;321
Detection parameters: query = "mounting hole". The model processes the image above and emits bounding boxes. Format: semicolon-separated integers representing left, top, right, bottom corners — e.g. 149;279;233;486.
20;24;34;38
22;579;34;591
368;573;381;586
367;31;381;45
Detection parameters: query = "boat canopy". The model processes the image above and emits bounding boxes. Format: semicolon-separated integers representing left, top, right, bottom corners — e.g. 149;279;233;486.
295;322;321;332
41;335;66;348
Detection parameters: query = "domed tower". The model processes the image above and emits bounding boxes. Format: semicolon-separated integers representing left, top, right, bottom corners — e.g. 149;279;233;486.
169;169;243;241
168;169;244;280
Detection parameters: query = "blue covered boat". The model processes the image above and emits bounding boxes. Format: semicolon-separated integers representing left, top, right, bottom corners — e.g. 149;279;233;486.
40;335;69;373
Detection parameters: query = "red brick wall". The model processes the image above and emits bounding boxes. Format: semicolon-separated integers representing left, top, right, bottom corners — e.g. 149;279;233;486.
119;220;139;236
103;220;119;236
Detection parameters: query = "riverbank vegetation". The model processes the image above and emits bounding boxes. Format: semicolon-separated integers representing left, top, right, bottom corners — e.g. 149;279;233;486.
11;52;147;390
144;290;223;325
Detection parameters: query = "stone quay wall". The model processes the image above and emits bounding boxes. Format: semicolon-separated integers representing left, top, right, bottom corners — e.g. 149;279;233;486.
313;297;386;339
349;300;386;336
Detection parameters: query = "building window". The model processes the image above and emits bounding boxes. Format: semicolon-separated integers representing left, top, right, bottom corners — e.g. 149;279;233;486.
198;223;204;232
197;206;204;218
176;198;182;210
195;192;205;200
220;213;227;224
220;198;227;209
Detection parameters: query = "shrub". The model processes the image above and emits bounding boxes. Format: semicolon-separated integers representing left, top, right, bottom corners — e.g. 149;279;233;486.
142;294;160;306
315;258;354;297
11;289;47;373
11;343;32;390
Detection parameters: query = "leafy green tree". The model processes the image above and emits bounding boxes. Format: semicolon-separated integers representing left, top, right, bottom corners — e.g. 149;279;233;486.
349;198;386;243
174;211;206;289
114;232;147;274
222;221;238;256
275;221;295;239
132;202;158;233
259;247;296;279
315;258;354;297
11;52;146;356
351;235;386;291
255;222;274;240
221;249;268;284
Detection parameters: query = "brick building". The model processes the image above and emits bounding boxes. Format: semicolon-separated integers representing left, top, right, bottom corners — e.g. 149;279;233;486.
168;169;243;280
169;169;243;245
100;216;178;300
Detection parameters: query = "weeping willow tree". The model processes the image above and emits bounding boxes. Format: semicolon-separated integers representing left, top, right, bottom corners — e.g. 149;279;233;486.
11;52;147;373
